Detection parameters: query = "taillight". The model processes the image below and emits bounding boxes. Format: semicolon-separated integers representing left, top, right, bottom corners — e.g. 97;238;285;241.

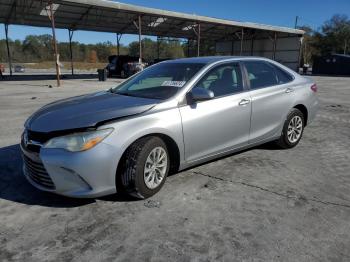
310;83;318;92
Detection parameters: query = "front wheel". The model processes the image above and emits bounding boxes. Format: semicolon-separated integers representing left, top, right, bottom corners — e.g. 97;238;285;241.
119;137;169;199
276;108;305;149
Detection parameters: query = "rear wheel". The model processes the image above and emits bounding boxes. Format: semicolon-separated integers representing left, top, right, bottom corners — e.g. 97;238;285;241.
276;108;304;149
120;70;128;79
118;136;169;199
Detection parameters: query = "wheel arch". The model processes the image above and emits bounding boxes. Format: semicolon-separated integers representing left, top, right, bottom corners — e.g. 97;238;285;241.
293;104;308;126
116;133;181;181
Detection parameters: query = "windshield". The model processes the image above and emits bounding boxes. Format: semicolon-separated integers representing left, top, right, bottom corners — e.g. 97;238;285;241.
111;62;206;100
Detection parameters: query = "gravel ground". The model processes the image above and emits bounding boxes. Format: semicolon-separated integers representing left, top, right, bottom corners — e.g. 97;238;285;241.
0;75;349;262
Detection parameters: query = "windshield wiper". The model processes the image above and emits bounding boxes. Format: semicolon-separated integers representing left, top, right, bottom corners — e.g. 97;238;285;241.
113;90;141;97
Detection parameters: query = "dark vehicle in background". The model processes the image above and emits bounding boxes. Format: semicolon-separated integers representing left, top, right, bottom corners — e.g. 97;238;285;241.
106;55;146;78
14;65;25;73
313;54;350;76
0;64;4;79
151;58;171;65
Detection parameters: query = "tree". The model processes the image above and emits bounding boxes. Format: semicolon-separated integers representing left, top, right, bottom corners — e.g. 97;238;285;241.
162;39;185;58
298;26;318;65
312;14;350;55
88;50;98;63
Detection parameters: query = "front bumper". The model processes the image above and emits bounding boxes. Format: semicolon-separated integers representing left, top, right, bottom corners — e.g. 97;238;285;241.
21;141;121;198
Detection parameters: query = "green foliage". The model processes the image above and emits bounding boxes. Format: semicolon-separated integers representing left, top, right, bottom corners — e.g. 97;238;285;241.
128;38;185;61
300;14;350;65
0;35;185;63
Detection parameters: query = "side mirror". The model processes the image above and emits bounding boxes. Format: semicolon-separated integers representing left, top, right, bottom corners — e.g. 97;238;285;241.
188;87;214;102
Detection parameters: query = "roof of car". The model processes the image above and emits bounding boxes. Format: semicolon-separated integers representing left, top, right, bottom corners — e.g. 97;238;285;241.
162;56;268;64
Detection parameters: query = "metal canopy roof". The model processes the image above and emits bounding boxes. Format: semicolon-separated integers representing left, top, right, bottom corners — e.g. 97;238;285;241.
0;0;304;40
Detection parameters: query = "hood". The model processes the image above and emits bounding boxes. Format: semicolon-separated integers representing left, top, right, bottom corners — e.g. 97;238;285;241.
25;91;158;133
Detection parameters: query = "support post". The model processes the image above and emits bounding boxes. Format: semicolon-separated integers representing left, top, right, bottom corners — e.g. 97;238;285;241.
294;16;299;29
272;32;277;60
197;23;201;57
250;36;254;56
187;39;190;57
4;24;12;76
49;2;60;87
157;36;160;59
116;33;122;56
298;36;303;71
138;15;142;63
231;39;234;56
240;28;244;56
344;39;348;55
68;29;74;75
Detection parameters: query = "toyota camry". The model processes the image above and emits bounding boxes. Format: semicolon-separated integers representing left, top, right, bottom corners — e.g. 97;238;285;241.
21;57;318;199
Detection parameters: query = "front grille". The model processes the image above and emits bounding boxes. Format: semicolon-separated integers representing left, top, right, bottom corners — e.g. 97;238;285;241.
21;136;41;153
23;154;55;189
27;130;51;144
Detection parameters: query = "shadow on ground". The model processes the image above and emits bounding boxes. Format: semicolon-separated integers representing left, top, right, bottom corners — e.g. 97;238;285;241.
0;144;95;208
0;141;282;208
0;144;139;207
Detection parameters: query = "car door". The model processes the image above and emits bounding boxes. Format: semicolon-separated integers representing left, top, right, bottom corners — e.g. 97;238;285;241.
244;61;296;143
179;62;251;163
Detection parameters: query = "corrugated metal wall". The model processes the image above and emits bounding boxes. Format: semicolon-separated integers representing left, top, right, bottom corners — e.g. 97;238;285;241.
215;36;301;71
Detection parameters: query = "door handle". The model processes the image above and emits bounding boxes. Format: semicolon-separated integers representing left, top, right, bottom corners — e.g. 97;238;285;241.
238;99;250;106
285;88;294;93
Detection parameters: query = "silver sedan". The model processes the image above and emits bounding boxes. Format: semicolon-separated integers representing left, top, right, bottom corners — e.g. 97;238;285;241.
21;57;318;198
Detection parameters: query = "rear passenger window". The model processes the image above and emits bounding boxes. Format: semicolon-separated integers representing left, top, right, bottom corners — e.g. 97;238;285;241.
245;61;294;89
245;61;278;89
272;64;294;84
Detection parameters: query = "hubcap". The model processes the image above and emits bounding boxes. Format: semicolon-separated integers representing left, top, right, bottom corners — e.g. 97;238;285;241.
143;147;168;189
287;115;303;143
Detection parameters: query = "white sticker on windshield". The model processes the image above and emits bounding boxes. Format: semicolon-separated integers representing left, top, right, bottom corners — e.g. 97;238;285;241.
161;81;186;87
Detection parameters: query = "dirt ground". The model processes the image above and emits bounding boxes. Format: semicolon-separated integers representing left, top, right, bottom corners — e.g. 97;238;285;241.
0;75;349;262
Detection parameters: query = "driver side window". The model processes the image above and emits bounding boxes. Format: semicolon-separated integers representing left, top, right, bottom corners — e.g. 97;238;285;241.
194;63;243;98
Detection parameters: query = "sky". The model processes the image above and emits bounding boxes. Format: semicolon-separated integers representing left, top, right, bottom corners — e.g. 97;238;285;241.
0;0;349;45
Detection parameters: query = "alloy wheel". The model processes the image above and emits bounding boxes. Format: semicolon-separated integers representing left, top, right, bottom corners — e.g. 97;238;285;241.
143;147;168;189
287;115;303;143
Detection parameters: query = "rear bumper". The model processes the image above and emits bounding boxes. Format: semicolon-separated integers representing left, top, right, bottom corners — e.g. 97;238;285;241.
307;96;319;125
21;141;121;198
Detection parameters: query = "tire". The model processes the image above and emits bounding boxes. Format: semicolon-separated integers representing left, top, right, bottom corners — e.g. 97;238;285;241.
276;108;305;149
120;70;127;79
118;136;170;199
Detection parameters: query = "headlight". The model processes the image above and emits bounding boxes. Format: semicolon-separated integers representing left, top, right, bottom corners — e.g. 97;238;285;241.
44;128;113;152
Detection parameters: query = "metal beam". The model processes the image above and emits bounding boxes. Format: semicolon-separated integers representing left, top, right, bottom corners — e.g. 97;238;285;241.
187;39;190;57
70;5;93;30
231;38;234;56
250;37;254;56
4;24;12;76
240;28;244;55
298;36;303;70
120;15;139;33
116;33;122;55
138;15;142;62
193;23;201;57
161;20;187;36
68;29;74;75
157;36;160;59
5;0;17;24
272;32;277;60
48;1;60;87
